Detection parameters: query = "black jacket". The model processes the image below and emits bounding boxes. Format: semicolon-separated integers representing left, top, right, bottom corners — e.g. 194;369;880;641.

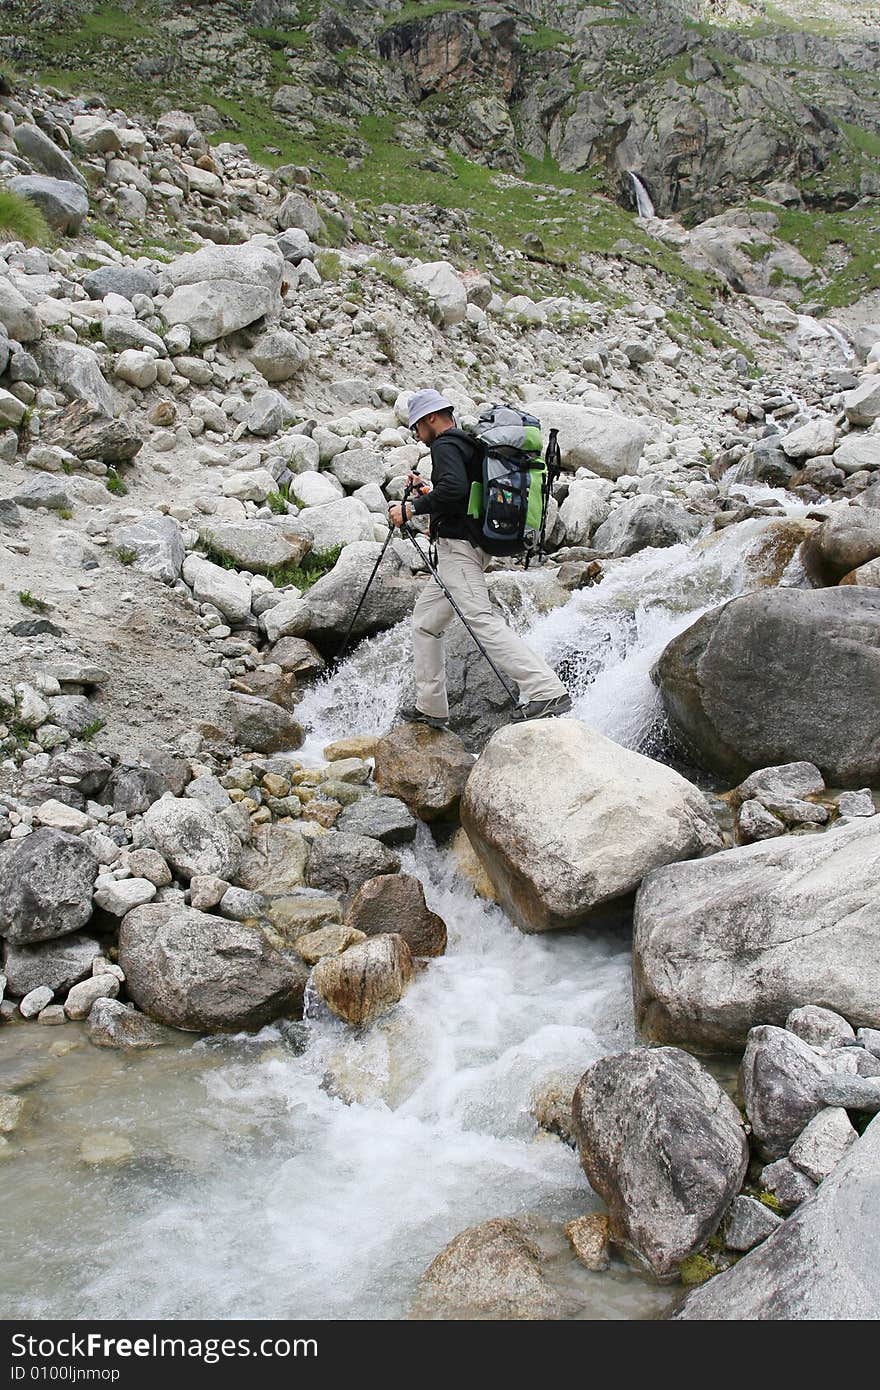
410;428;483;543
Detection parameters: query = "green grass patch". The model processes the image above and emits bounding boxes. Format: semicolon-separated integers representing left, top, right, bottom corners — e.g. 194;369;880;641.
750;198;880;308
0;188;51;247
81;718;105;740
839;122;880;158
115;546;137;565
247;25;311;51
314;248;343;280
267;545;343;592
520;26;569;53
266;485;291;515
382;2;472;26
105;468;128;497
0;58;20;95
88;219;128;254
18;590;50;612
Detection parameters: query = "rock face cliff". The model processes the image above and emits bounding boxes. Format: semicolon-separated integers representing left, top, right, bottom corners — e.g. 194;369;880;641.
1;0;878;221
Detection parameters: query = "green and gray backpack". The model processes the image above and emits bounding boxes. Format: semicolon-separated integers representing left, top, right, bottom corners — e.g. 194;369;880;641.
467;404;560;562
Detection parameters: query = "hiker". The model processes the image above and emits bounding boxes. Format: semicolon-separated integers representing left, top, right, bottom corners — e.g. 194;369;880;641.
387;389;572;730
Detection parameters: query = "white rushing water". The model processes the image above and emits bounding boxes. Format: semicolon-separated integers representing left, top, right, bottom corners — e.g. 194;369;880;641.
628;171;656;221
1;510;808;1320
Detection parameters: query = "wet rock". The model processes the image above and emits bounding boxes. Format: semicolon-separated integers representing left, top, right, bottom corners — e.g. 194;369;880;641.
413;1217;561;1320
344;873;447;957
654;588;880;786
0;828;97;945
294;923;366;965
633;818;880;1048
733;761;825;805
564;1214;611;1272
20;985;54;1018
593;495;701;557
336;796;417;846
86;997;176;1050
119;902;307;1032
236;824;309;894
461;720;720;934
80;1132;133;1165
677;1115;880;1320
724;1195;784;1253
306;832;400;902
64;973;119;1020
267;637;326;678
312;932;413;1026
801;508;880;585
373;724;474;823
291;541;420;644
572;1047;747;1280
263;893;342;942
229;694;304;754
2;933;102;997
0;1095;26;1133
142;795;241;881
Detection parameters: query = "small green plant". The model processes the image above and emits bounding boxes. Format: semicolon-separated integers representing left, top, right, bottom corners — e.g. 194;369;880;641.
756;1190;782;1213
266;484;291;515
678;1253;716;1287
0;189;51;248
314;249;342;281
105;468;128;496
0;59;19;96
268;545;343;592
81;718;105;741
89;220;127;255
115;546;136;565
60;460;74;475
367;254;408;292
57;507;73;520
18;590;50;612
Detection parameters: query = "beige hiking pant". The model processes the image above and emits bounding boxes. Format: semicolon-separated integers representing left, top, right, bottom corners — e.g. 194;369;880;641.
411;538;567;718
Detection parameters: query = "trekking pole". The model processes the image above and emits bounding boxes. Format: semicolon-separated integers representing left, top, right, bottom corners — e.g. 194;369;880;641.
334;515;398;663
397;517;522;709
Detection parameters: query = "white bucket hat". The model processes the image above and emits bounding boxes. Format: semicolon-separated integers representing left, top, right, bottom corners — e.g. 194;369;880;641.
407;388;456;429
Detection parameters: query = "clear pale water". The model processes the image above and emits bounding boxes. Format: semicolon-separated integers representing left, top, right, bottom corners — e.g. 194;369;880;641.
0;512;806;1320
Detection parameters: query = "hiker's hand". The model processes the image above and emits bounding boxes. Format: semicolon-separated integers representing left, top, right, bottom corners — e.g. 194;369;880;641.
388;502;408;527
407;472;430;494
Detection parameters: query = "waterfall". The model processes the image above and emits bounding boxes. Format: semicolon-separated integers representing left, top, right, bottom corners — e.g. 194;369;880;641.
794;313;854;362
628;171;655;220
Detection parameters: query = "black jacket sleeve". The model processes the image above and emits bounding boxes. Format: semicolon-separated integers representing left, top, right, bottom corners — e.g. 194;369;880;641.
410;434;470;517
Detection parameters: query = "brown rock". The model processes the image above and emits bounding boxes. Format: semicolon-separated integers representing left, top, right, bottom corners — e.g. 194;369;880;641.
294;923;366;965
450;828;499;902
324;735;379;761
564;1214;611;1271
345;873;447;957
301;799;342;827
41;400;143;463
312;933;413;1025
230;669;299;708
413;1217;562;1321
373;724;473;822
267;637;326;677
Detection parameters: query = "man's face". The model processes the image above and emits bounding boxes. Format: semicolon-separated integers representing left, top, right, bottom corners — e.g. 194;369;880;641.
412;412;444;445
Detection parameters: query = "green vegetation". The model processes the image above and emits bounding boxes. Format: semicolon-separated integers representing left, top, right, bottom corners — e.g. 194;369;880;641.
81;718;105;740
0;189;51;247
267;545;344;592
18;590;50;612
115;546;137;565
266;485;291;515
382;2;472;27
88;219;128;254
678;1253;716;1287
521;27;569;53
0;58;20;95
105;468;128;496
756;1190;782;1213
750;198;880;308
314;249;343;281
57;507;73;520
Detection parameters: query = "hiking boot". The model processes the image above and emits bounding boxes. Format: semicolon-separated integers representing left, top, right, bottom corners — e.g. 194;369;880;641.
511;693;573;723
397;705;450;731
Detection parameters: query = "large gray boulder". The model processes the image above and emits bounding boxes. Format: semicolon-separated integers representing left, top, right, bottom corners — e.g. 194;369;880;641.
247;328;309;383
197;521;306;574
229;694;303;754
460;720;721;933
83;265;157;301
115;516;184;584
2;932;101;996
41;400;141;463
653;588;880;786
142;795;241;881
740;1026;829;1160
7;175;88;233
119;903;307;1032
291;541;421;643
523;400;650;479
633;818;880;1049
572;1048;748;1280
592;495;702;557
0;276;41;343
13;124;88;188
162;240;283;344
800;508;880;585
34;340;120;417
236;823;309;894
0;829;97;945
675;1115;880;1319
306;832;400;902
